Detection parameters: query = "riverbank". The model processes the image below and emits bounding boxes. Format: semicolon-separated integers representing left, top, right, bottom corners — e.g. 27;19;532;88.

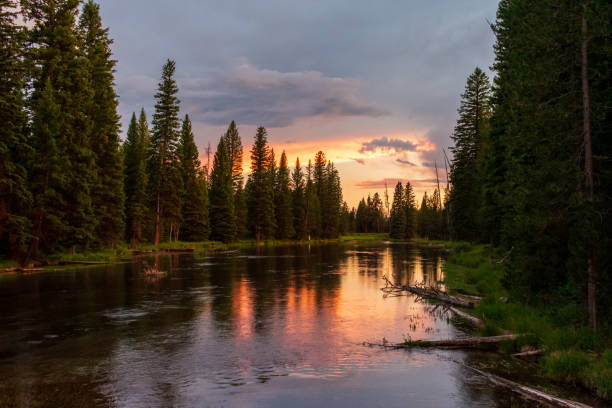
435;240;612;400
1;233;390;272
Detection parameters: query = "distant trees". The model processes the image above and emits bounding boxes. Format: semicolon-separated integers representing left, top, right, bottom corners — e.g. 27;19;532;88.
389;182;417;239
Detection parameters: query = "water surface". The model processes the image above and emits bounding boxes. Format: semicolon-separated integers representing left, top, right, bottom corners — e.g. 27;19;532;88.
0;243;541;407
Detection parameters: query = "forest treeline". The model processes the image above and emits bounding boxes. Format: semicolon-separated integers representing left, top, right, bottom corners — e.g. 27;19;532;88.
445;1;611;330
0;0;348;262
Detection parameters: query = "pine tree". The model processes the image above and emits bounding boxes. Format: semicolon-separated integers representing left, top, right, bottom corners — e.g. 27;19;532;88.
223;120;243;189
23;0;96;255
123;112;149;245
209;137;235;242
148;59;182;245
389;182;406;239
448;67;491;242
0;1;30;259
247;127;275;240
304;160;321;238
404;182;417;238
178;115;209;241
79;0;124;247
222;121;246;236
291;158;307;239
274;151;294;239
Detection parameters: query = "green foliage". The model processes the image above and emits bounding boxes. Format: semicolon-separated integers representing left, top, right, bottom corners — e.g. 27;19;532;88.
147;59;182;243
389;182;406;239
448;67;491;242
209;137;235;243
0;0;30;259
291;158;307;239
179;115;209;241
79;0;125;248
247;127;276;240
124;111;149;245
274;151;294;239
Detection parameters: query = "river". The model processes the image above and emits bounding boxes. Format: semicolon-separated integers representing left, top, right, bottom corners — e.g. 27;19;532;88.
0;242;549;407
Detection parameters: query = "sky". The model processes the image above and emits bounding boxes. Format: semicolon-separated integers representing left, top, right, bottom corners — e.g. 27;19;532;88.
98;0;499;207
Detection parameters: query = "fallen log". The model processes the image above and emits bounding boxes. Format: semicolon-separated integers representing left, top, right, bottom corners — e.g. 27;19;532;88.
60;260;108;265
466;366;591;408
382;275;476;308
364;334;519;349
512;349;543;358
449;306;484;327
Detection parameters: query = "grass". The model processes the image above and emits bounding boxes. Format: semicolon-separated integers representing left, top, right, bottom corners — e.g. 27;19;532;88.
2;233;391;271
439;240;612;400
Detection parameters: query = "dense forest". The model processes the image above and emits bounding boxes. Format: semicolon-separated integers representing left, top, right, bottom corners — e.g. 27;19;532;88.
445;0;612;331
0;0;347;262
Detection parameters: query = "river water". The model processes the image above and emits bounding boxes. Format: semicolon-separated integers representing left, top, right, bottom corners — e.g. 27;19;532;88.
0;243;548;407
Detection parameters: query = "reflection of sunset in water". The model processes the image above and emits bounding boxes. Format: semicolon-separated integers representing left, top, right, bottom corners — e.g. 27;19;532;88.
0;243;519;407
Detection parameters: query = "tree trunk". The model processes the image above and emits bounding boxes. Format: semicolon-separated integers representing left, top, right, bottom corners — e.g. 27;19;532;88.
154;190;161;246
581;2;596;331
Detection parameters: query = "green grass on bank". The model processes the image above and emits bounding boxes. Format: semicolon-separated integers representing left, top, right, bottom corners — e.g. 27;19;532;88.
439;241;612;399
3;233;391;270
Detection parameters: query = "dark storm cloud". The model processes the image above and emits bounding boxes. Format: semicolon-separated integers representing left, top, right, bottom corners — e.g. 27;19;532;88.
359;137;418;154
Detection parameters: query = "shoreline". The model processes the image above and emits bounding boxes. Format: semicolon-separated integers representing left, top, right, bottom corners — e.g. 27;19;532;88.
434;240;611;403
1;233;391;273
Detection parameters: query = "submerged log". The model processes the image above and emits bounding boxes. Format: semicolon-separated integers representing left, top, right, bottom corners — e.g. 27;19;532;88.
467;366;591;408
364;334;519;349
381;275;476;308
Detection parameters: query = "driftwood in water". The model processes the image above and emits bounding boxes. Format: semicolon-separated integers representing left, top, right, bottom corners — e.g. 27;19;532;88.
381;275;476;308
449;306;484;327
60;260;108;265
467;366;591;408
364;334;519;350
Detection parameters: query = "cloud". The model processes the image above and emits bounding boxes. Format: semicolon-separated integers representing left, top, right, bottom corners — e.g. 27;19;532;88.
160;62;388;127
359;136;418;155
395;158;416;166
351;158;366;165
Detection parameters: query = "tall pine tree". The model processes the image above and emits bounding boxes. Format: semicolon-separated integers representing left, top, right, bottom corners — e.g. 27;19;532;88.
209;137;235;242
123;112;148;246
448;67;491;242
0;1;30;259
178;115;209;241
148;59;182;245
79;0;124;247
23;0;96;255
247;127;275;240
